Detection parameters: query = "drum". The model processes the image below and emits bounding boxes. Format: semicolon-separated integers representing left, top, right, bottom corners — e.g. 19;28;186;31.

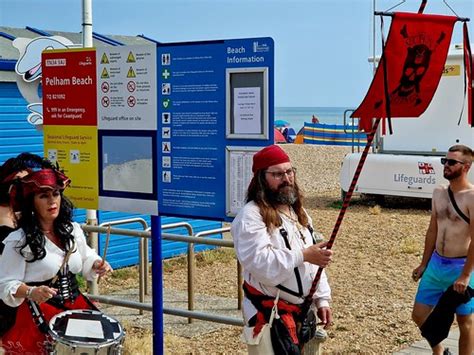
48;309;125;354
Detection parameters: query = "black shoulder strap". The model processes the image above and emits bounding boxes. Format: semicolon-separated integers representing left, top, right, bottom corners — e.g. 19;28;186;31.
448;186;470;224
276;228;303;298
307;225;317;245
27;300;51;335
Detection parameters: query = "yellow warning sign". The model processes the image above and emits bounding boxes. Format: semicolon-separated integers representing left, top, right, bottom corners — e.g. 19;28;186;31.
127;51;136;63
101;67;109;79
127;66;136;78
442;64;460;76
101;53;109;64
44;125;99;210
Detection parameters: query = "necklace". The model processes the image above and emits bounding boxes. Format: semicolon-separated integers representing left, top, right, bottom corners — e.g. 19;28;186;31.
42;230;53;235
278;208;306;242
278;208;298;223
42;229;63;247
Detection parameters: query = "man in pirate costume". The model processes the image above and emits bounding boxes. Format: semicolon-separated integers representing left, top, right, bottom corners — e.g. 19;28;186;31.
0;166;111;354
412;144;474;355
232;145;333;353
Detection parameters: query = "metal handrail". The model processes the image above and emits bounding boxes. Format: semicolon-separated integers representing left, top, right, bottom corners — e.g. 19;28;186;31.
81;224;244;327
82;225;150;238
193;227;242;310
99;218;148;229
84;294;244;326
85;221;193;305
157;222;194;312
185;227;231;324
162;233;233;246
343;109;361;153
163;307;243;326
161;222;193;323
162;222;193;234
100;218;148;315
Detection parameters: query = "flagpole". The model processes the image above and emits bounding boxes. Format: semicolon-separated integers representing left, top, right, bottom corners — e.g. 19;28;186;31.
82;0;100;296
82;0;93;47
303;117;381;307
374;11;470;22
372;0;376;76
302;2;383;308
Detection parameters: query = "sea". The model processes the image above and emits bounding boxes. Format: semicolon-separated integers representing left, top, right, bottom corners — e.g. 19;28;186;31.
275;107;355;132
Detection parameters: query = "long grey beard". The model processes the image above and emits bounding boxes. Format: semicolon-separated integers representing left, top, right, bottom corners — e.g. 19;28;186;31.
273;186;298;205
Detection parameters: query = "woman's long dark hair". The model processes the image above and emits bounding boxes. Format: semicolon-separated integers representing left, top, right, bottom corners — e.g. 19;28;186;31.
246;169;307;231
17;190;75;262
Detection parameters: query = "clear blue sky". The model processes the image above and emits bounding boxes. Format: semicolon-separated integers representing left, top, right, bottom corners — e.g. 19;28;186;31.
1;0;472;107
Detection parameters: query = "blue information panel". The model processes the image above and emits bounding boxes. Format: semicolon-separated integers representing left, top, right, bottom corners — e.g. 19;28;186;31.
157;38;274;220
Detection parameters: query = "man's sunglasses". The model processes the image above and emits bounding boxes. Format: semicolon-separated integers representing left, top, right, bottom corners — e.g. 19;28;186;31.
440;158;465;166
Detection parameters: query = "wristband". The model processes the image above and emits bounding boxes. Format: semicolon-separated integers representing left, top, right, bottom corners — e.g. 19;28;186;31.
25;286;36;299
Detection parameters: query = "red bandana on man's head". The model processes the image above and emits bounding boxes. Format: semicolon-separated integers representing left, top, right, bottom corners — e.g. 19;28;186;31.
21;169;71;197
252;145;290;173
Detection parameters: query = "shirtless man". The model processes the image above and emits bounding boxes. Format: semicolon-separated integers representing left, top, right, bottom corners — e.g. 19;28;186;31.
412;144;474;355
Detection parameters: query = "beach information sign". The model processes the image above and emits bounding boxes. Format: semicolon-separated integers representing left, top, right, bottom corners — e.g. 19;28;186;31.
42;45;157;214
42;48;99;209
42;38;273;219
96;45;158;215
157;38;274;220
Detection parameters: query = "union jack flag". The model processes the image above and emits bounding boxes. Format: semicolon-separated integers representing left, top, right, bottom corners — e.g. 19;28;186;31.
418;162;435;175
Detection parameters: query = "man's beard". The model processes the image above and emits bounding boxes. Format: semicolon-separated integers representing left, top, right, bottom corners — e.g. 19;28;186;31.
444;167;462;180
266;183;298;205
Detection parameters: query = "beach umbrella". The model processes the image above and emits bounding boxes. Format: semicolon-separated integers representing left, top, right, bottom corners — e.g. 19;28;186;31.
274;119;289;128
274;128;286;143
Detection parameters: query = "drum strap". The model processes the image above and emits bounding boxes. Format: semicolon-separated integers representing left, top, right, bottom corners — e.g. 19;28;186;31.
51;247;75;285
27;300;53;337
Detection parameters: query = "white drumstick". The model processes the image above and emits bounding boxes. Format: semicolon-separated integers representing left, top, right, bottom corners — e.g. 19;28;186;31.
97;225;111;284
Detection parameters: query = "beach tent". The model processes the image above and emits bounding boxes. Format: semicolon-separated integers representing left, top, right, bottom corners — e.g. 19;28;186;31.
294;127;305;144
274;119;290;128
274;128;286;143
282;127;296;143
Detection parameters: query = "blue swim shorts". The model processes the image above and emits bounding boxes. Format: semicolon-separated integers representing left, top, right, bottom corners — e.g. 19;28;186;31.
415;251;474;316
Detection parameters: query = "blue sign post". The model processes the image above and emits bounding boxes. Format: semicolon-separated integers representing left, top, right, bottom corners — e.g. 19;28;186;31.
151;215;163;355
153;37;274;352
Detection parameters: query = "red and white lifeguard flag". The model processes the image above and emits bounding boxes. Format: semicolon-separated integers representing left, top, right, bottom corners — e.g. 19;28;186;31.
418;162;434;175
352;12;457;132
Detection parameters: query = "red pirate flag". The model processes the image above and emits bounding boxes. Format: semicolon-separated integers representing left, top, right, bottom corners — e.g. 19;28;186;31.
352;12;457;132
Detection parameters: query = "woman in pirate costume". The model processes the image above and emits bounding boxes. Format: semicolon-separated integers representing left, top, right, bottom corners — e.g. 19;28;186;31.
0;154;56;343
0;153;54;248
0;167;111;354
